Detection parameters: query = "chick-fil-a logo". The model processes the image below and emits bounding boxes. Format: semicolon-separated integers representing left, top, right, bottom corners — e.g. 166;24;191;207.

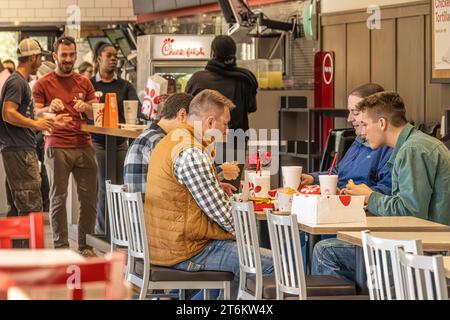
161;38;206;58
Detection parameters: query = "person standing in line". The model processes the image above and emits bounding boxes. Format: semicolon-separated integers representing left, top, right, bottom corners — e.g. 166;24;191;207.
0;39;59;218
33;36;99;257
89;41;139;234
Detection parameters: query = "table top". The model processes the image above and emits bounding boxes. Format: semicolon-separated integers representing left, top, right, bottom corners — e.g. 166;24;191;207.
0;249;85;267
444;257;450;279
255;212;449;234
337;231;450;251
81;124;142;139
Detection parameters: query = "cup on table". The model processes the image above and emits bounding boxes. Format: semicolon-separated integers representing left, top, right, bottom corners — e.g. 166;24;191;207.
92;103;105;127
277;191;293;212
282;166;302;190
240;179;250;201
250;174;271;198
123;100;139;125
319;175;338;195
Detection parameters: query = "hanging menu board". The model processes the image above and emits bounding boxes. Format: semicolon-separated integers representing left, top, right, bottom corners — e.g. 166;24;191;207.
432;0;450;82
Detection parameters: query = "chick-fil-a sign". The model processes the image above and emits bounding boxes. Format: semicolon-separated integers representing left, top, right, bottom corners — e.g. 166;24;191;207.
152;35;214;60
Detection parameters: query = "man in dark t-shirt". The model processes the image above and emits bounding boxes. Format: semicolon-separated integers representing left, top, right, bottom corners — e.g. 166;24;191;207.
0;38;55;217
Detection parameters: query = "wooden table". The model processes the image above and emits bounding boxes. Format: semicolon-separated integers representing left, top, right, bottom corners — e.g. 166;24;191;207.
444;257;450;279
81;124;143;253
337;231;450;252
0;249;85;267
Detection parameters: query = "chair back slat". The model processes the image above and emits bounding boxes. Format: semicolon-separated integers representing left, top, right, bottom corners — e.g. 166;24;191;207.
106;181;128;251
396;245;448;300
266;212;306;300
0;213;45;249
361;230;423;300
122;192;148;261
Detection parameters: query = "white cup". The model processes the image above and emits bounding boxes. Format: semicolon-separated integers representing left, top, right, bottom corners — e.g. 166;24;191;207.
124;100;139;125
240;180;250;201
319;175;339;195
282;166;302;190
92;103;105;127
277;191;293;212
250;174;271;198
42;112;56;135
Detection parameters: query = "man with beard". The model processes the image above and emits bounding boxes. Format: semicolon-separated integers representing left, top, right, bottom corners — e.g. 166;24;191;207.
33;36;99;257
0;39;59;219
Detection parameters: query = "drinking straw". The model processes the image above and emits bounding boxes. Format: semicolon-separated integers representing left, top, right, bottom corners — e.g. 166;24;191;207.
256;152;261;176
328;153;338;175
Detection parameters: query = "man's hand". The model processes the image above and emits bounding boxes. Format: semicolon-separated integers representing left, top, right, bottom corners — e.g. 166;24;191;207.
343;179;374;204
73;100;87;113
49;99;65;113
300;174;314;188
220;183;237;197
220;161;240;181
33;118;55;132
53;113;72;128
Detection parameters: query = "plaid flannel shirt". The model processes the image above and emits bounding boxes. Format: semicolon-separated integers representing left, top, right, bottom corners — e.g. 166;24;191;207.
174;147;235;235
123;122;166;194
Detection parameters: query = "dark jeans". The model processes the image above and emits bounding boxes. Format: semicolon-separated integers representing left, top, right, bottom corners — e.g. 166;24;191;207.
36;132;49;212
93;140;128;235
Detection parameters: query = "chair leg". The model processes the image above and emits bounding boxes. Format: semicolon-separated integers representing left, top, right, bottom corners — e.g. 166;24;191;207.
223;281;230;300
138;267;150;300
179;289;186;300
204;289;211;300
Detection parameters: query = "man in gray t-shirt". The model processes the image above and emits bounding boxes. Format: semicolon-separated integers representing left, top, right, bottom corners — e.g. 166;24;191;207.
0;39;55;218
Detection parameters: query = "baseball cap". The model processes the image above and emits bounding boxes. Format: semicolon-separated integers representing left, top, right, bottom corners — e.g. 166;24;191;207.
17;38;51;58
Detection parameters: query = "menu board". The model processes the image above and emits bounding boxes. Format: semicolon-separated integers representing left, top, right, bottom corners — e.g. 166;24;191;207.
432;0;450;82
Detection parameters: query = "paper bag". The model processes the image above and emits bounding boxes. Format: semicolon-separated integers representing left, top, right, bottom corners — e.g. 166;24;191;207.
141;75;168;120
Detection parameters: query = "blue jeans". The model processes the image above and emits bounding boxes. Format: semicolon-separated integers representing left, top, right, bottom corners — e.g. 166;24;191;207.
311;238;356;284
172;240;274;299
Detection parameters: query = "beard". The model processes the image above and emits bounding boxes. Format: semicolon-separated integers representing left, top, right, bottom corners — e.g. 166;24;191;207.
58;62;74;74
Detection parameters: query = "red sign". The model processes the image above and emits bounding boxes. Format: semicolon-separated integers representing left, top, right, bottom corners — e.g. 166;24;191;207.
315;51;335;149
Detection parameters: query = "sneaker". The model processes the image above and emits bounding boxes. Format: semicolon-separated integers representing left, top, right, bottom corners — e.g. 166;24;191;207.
79;248;97;258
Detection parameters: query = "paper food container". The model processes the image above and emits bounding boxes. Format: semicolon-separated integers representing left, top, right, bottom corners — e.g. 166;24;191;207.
291;194;366;225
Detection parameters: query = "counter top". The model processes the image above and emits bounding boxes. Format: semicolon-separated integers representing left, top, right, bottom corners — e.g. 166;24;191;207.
81;124;142;139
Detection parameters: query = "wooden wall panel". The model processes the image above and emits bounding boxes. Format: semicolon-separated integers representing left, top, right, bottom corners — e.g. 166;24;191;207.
396;16;425;124
346;22;371;96
322;24;347;109
371;19;396;91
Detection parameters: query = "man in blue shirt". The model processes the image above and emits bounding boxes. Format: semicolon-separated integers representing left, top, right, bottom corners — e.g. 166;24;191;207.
301;83;393;195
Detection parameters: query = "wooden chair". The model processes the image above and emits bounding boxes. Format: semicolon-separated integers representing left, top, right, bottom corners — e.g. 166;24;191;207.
0;252;130;300
123;191;233;300
395;246;448;300
361;230;423;300
0;213;44;249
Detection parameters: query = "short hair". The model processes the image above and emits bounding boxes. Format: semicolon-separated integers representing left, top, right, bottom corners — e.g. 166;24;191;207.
350;83;385;98
188;89;235;119
158;93;193;120
356;91;408;127
78;61;93;75
53;36;76;53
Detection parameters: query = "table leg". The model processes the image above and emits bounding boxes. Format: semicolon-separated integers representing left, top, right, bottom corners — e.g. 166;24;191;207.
355;246;368;295
306;234;321;274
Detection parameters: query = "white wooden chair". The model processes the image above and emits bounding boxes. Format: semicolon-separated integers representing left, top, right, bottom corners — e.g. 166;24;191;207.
105;181;128;253
361;230;423;300
266;212;308;300
395;246;449;300
122;191;233;300
232;201;264;299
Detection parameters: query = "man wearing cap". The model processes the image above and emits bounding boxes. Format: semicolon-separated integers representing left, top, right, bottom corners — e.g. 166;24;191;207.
0;38;59;218
33;36;99;257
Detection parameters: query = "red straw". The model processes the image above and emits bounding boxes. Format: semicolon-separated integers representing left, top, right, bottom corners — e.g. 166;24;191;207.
256;152;261;176
328;153;338;175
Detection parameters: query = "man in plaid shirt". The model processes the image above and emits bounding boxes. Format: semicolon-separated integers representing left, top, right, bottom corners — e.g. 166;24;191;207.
124;93;192;194
146;89;274;299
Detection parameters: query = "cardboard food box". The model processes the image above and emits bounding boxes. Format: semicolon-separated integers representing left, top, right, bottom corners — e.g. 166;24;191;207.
291;194;366;225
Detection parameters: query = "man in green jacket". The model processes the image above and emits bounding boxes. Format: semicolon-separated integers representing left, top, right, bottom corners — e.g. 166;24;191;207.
311;91;450;284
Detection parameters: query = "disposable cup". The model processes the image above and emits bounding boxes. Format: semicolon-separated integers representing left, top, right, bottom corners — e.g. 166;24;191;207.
282;166;302;190
92;103;105;127
124;100;139;125
319;175;338;195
